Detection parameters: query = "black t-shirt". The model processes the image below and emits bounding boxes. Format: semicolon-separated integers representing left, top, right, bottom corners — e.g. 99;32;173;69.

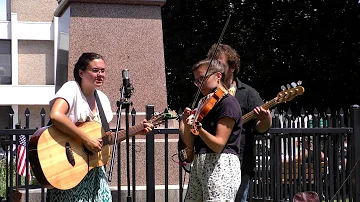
234;78;265;176
194;94;243;155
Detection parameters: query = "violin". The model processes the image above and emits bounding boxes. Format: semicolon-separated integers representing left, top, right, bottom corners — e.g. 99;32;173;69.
178;3;234;172
190;87;227;135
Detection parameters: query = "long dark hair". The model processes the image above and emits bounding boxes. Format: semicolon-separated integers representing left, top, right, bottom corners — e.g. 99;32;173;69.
74;52;104;84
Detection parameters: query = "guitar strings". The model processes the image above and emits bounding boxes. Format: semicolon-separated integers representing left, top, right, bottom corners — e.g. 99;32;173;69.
52;144;143;156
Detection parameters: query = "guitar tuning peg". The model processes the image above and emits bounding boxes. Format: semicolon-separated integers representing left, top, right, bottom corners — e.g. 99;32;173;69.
297;80;302;86
281;85;286;91
291;82;297;88
286;84;291;89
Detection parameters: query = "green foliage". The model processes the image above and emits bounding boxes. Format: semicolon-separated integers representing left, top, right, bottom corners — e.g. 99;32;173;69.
162;0;360;113
0;159;5;199
0;158;15;198
0;153;38;199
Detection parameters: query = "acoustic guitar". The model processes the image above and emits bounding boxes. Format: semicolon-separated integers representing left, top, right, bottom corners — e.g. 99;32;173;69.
178;83;305;173
29;112;173;190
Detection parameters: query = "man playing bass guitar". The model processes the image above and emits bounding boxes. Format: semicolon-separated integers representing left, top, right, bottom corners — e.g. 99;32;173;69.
207;44;272;202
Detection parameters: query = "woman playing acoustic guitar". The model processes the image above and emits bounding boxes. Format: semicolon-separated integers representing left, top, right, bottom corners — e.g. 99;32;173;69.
179;59;243;202
46;52;153;202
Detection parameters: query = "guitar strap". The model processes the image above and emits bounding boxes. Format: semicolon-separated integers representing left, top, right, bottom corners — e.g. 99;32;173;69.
47;90;110;131
94;90;110;171
94;90;110;132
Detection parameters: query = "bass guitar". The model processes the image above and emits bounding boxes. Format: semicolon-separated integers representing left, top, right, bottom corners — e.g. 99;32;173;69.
178;82;305;173
29;112;173;190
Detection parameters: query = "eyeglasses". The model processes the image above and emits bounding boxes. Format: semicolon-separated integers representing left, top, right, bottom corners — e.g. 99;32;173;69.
88;68;106;74
193;72;216;86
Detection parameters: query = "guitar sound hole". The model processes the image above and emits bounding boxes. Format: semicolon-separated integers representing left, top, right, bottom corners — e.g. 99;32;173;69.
65;142;76;166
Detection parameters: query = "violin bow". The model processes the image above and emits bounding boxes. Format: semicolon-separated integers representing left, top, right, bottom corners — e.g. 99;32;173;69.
190;3;235;109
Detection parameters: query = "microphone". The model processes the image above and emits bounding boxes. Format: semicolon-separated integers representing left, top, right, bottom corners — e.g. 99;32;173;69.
122;69;133;98
122;69;130;88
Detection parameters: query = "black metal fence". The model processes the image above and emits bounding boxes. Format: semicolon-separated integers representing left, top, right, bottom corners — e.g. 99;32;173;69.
0;105;359;202
250;105;360;202
0;105;180;202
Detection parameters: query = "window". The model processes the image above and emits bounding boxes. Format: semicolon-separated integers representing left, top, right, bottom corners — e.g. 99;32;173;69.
0;40;11;85
0;106;11;129
0;0;10;21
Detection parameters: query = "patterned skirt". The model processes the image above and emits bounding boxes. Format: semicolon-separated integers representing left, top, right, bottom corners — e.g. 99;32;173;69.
185;153;241;202
46;167;112;202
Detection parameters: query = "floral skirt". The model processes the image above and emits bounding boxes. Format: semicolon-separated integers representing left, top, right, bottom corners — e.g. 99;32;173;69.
185;153;241;202
46;167;112;202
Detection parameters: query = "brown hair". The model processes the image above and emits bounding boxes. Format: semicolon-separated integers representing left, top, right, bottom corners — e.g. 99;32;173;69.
74;52;104;84
206;44;240;75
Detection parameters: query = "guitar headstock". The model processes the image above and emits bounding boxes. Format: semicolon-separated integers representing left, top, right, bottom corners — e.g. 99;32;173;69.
276;81;305;104
148;110;178;127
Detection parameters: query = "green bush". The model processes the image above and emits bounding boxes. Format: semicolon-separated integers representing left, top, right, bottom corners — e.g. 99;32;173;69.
0;150;38;199
0;157;15;199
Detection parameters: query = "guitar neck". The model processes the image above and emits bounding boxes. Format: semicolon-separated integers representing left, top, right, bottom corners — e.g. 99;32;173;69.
103;123;144;145
117;123;145;142
242;98;277;124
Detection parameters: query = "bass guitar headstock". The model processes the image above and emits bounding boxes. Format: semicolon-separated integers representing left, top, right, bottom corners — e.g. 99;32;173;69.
148;110;178;128
276;81;305;104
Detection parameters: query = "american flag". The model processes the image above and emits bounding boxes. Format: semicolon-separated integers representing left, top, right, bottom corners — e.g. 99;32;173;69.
17;135;31;180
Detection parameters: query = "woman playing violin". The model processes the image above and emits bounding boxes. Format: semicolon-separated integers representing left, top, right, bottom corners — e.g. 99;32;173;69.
180;59;243;202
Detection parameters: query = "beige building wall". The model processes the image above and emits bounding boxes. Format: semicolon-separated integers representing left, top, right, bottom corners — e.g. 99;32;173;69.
5;0;182;192
64;3;168;115
18;40;55;85
10;0;57;123
11;0;58;22
18;105;51;129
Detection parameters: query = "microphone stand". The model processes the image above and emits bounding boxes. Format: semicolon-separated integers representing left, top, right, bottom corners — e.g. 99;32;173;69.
108;86;125;202
123;90;132;202
108;83;133;202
